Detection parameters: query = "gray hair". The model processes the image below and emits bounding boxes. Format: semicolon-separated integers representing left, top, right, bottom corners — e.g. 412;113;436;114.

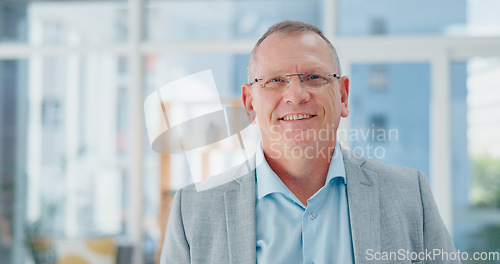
247;20;342;82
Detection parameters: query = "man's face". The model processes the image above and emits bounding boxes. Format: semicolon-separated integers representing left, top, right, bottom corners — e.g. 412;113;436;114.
242;32;349;155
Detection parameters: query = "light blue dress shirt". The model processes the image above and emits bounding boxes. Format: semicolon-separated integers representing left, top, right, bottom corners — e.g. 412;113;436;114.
255;142;355;264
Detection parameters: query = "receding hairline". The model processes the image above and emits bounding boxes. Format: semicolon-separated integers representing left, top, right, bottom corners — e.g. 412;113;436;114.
247;21;342;82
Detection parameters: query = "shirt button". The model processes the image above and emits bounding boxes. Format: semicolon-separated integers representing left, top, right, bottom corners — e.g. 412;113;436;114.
309;213;316;220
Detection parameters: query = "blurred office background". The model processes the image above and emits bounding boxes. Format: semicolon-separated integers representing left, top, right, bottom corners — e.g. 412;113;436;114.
1;0;499;263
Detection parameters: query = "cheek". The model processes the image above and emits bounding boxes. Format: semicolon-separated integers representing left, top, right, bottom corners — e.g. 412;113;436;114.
321;89;340;113
256;92;280;118
253;100;272;125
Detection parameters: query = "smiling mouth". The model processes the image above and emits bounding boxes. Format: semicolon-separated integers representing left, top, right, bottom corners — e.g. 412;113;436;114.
279;114;316;121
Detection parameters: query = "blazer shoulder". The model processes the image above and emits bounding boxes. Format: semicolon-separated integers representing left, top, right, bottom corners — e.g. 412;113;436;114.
343;146;422;185
364;157;421;181
179;157;256;195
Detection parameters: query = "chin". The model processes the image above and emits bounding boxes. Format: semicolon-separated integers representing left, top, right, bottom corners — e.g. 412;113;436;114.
282;139;318;150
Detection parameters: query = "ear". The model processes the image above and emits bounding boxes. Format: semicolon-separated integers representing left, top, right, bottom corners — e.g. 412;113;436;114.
339;76;350;118
242;83;256;124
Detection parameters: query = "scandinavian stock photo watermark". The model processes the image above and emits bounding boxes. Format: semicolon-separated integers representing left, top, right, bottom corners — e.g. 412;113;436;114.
265;123;399;160
145;70;401;184
365;249;500;262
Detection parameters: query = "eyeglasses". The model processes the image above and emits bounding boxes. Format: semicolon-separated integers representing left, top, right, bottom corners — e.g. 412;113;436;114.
249;73;341;90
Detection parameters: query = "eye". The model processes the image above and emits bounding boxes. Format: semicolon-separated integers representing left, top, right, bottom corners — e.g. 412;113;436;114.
307;74;323;80
269;77;285;82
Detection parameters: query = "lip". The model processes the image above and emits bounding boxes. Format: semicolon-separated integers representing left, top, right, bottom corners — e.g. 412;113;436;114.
278;113;317;121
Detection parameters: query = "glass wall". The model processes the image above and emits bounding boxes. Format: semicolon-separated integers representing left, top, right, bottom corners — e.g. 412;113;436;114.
0;59;28;264
26;54;129;263
1;0;500;263
348;62;431;176
0;0;127;44
27;54;130;230
337;0;466;36
1;0;131;263
145;0;322;42
453;57;500;260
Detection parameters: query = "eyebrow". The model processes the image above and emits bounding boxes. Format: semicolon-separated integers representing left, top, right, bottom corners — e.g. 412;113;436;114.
261;68;330;77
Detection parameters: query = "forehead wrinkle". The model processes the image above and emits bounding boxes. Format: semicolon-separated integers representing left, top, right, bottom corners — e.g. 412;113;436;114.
256;58;334;78
253;33;335;77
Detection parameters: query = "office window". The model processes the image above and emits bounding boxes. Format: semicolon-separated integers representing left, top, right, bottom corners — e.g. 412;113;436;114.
145;0;321;41
0;0;127;44
0;59;28;264
370;115;387;142
337;0;466;36
452;58;500;253
370;17;387;35
370;65;388;91
1;0;499;263
350;63;430;175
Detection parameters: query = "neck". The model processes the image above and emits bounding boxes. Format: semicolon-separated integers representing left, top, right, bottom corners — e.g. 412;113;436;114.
262;141;336;205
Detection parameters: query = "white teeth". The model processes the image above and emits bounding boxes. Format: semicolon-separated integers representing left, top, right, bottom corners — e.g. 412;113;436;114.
282;114;312;121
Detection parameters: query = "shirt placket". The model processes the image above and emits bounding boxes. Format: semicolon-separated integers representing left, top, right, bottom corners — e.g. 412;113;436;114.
301;193;322;264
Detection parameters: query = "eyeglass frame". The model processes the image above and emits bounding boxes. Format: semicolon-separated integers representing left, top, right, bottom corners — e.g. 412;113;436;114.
249;73;341;90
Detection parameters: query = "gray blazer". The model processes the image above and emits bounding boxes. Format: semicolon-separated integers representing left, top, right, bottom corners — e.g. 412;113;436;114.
160;147;459;263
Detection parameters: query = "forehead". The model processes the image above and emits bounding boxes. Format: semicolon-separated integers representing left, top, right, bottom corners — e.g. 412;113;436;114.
253;32;334;75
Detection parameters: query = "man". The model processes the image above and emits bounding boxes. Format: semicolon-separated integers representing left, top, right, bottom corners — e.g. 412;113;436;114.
160;21;459;263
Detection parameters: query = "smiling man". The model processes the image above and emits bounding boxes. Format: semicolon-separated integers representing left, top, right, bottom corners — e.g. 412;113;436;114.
160;21;460;264
242;22;349;208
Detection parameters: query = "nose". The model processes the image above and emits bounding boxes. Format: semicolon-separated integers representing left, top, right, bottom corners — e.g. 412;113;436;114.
282;75;311;104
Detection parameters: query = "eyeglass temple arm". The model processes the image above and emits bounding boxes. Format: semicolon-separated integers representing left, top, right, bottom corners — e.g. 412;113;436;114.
249;78;262;85
328;74;341;79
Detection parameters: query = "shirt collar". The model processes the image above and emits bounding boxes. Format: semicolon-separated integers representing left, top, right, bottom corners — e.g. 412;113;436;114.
256;141;346;200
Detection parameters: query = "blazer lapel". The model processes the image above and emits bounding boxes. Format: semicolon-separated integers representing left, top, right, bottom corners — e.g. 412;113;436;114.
224;167;256;264
343;150;381;263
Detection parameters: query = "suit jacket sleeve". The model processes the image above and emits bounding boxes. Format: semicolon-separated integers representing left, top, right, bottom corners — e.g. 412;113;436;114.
418;171;460;263
160;188;191;264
